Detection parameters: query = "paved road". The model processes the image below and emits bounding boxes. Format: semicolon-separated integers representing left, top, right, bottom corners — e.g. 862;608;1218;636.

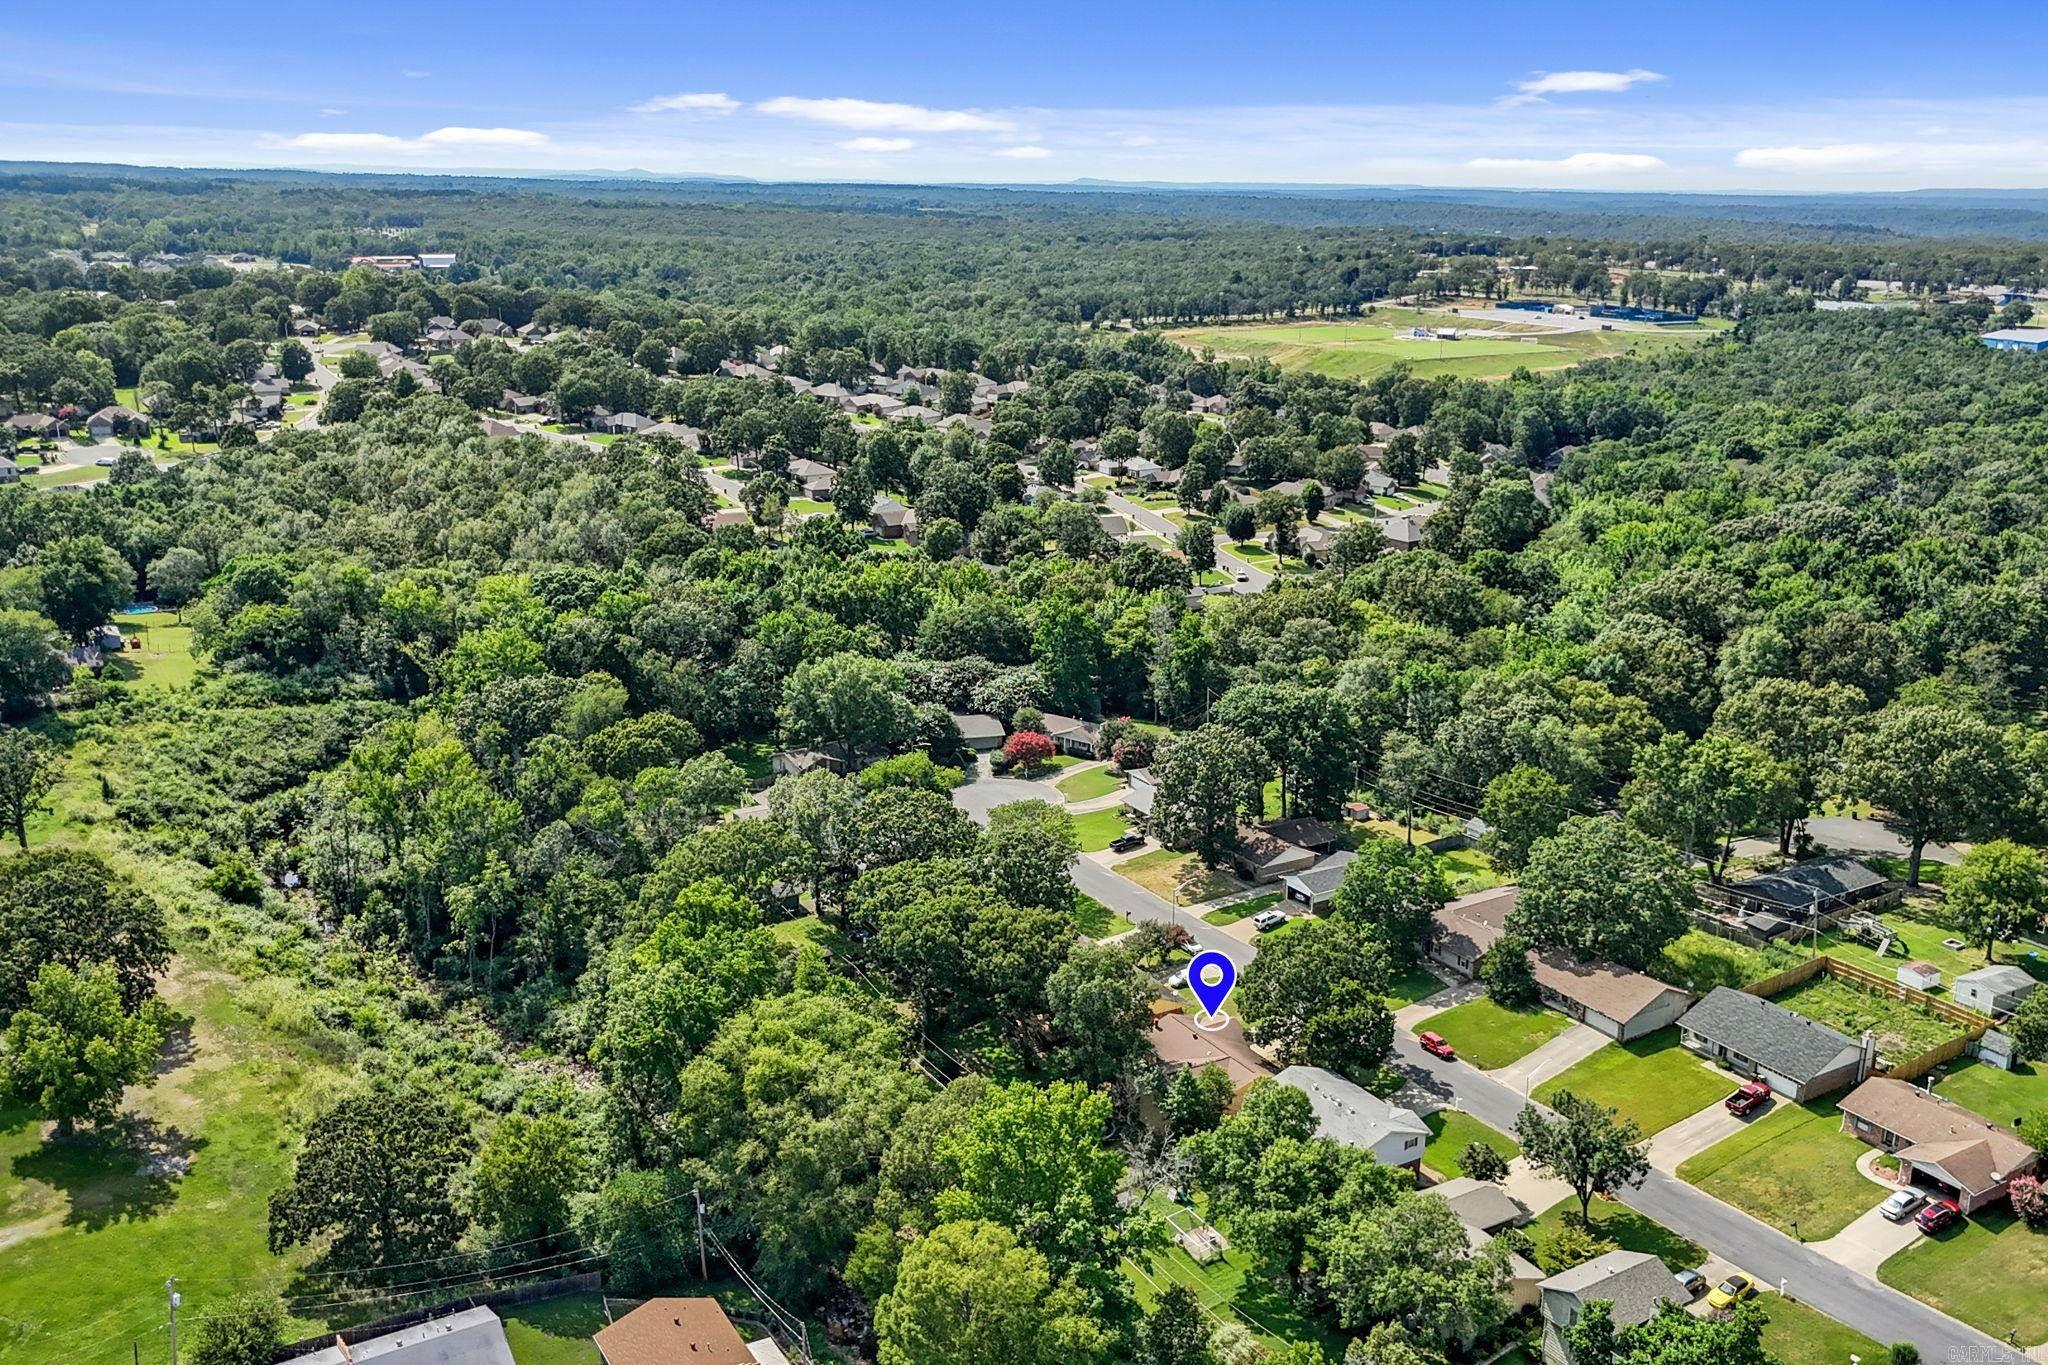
1734;814;1968;867
1100;488;1270;594
1388;1032;2021;1362
950;774;1250;960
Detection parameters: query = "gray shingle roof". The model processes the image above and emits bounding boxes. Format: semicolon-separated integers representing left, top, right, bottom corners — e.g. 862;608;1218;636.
1729;856;1884;914
1287;849;1356;899
1542;1250;1679;1328
1677;986;1862;1082
1956;964;2036;995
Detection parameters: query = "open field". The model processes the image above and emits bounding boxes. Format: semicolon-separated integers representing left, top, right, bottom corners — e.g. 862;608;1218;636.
1676;1101;1873;1240
1773;975;1957;1058
1880;1209;2048;1344
1166;315;1725;383
1534;1029;1733;1136
1416;997;1574;1070
1421;1109;1518;1178
102;617;201;691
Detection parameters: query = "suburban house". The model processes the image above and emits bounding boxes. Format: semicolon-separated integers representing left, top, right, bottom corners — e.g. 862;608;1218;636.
1283;849;1356;913
594;411;653;435
286;1306;513;1365
870;496;915;539
1120;455;1165;484
1428;889;1694;1042
479;418;519;438
1232;826;1319;883
949;711;1006;752
0;456;17;484
1430;1176;1526;1235
1039;713;1101;758
1720;855;1888;930
1191;393;1229;414
501;390;547;415
1675;986;1871;1102
594;1297;790;1365
1264;817;1337;854
1273;1066;1430;1171
6;413;62;440
1381;515;1428;552
708;509;750;531
1148;1009;1273;1096
85;404;147;439
1954;964;2039;1017
1538;1251;1680;1365
787;458;838;497
1122;766;1157;820
642;421;703;448
1838;1078;2039;1213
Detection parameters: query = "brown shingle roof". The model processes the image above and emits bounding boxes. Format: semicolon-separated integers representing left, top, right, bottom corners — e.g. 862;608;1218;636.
1149;1010;1272;1091
594;1299;753;1365
1433;888;1687;1025
1840;1079;2036;1196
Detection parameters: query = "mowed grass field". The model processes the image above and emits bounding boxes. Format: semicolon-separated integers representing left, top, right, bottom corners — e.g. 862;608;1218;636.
1166;316;1725;382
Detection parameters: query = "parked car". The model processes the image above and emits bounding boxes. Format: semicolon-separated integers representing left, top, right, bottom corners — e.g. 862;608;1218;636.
1250;908;1288;932
1418;1031;1456;1061
1109;832;1147;854
94;455;117;467
1168;969;1189;990
1724;1081;1772;1116
1234;571;1249;582
1914;1199;1962;1234
1674;1269;1707;1300
1879;1189;1927;1222
1704;1273;1755;1311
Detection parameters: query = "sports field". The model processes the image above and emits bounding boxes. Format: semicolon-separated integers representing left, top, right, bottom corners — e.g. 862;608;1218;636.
1166;315;1725;382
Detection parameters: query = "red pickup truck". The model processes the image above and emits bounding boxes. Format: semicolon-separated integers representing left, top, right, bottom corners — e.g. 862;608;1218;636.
1724;1081;1772;1116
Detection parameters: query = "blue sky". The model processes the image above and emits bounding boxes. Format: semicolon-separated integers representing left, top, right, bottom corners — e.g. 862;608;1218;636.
4;0;2045;190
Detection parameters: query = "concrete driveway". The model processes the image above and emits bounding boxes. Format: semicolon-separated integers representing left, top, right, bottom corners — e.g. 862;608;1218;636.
1646;1098;1756;1173
1490;1023;1609;1094
1812;1200;1926;1278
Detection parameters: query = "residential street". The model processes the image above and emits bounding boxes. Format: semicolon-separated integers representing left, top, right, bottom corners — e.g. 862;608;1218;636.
1098;487;1272;593
1387;1030;2022;1361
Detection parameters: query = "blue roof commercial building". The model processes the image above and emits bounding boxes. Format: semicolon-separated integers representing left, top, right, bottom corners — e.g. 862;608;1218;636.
1982;327;2048;352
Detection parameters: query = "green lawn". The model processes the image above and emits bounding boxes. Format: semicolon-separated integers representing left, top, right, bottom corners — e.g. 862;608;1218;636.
1933;1059;2048;1126
1421;1109;1519;1179
1773;975;1958;1060
1056;765;1124;802
1123;1196;1347;1358
1880;1209;2048;1343
25;462;111;487
1205;892;1280;926
1434;847;1501;894
1525;1198;1706;1275
768;915;854;959
1071;808;1130;853
1384;962;1448;1008
1534;1029;1733;1136
1757;1295;1884;1362
1166;316;1723;384
99;617;200;691
1415;997;1574;1070
1073;894;1135;940
0;962;340;1363
1813;913;2047;986
501;1293;605;1365
788;498;833;515
1116;850;1241;903
1676;1101;1873;1240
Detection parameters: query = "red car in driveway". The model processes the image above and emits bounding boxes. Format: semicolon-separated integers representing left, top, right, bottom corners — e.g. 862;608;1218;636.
1419;1031;1456;1061
1914;1198;1962;1234
1724;1081;1772;1116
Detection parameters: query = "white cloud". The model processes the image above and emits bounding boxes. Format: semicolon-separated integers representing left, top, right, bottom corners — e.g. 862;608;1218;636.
755;96;1013;133
1123;134;1156;147
282;131;415;152
278;126;549;155
401;69;431;79
995;145;1051;159
631;91;739;115
318;108;346;118
417;126;550;147
1468;151;1666;173
1514;68;1664;97
841;136;914;152
1735;143;1891;170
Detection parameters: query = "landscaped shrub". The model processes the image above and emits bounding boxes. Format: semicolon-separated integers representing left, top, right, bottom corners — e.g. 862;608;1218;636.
1003;729;1055;768
2011;1173;2048;1228
1481;935;1539;1008
203;853;265;905
1533;1218;1616;1274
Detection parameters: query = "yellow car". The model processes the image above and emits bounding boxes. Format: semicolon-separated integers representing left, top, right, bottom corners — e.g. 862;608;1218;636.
1705;1273;1756;1311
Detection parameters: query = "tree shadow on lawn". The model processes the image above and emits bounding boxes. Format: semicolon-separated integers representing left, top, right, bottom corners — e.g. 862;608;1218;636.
10;1112;204;1231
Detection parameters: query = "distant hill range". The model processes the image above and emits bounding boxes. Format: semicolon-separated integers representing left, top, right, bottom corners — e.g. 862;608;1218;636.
6;160;2048;241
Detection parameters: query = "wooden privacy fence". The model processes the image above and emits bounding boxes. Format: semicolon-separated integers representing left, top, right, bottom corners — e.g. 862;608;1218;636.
1741;955;1993;1081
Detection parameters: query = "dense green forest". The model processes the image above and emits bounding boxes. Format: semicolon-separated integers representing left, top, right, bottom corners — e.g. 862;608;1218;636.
4;173;2048;1365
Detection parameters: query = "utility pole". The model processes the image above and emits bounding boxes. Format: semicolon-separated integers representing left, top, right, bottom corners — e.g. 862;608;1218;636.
692;1189;708;1283
165;1278;181;1365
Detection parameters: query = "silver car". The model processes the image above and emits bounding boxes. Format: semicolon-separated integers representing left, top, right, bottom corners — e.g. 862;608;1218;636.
1251;909;1289;932
1879;1188;1926;1222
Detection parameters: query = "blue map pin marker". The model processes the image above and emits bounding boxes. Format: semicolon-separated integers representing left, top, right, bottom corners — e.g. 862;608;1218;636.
1187;950;1237;1026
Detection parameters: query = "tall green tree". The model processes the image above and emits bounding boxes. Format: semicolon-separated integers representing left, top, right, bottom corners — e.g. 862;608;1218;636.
1511;816;1692;970
1;961;167;1137
0;847;169;1014
1328;840;1452;961
1622;733;1791;882
1150;724;1267;865
0;610;70;715
874;1219;1111;1365
1236;918;1395;1081
1944;840;2048;964
36;535;134;641
1478;765;1574;873
0;729;60;851
1515;1091;1650;1225
267;1080;475;1273
1844;704;2018;885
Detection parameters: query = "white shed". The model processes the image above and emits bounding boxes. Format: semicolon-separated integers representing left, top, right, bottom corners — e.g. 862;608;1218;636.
1897;962;1942;993
1955;965;2039;1016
